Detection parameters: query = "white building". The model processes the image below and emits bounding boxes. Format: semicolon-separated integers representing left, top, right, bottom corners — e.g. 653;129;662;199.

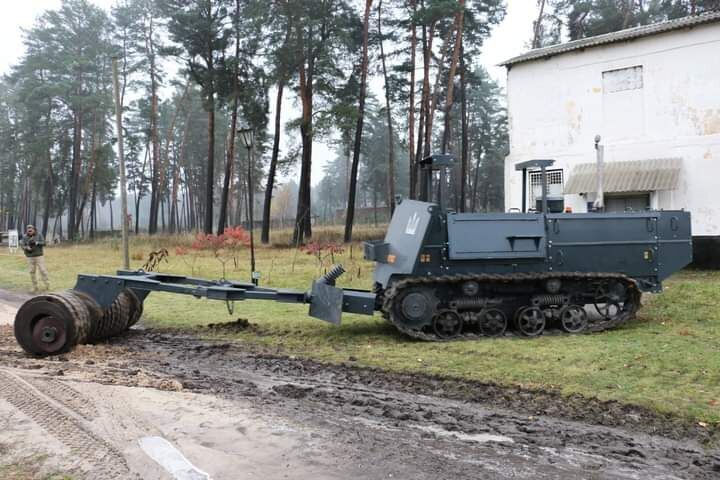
501;12;720;267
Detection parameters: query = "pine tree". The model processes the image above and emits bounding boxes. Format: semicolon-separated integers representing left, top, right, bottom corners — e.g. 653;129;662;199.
162;0;233;234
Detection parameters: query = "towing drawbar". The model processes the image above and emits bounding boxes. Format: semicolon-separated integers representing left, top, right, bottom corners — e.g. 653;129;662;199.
14;265;377;356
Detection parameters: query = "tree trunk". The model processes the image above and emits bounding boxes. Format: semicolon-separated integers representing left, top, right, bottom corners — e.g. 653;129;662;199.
293;36;314;245
90;180;97;240
147;14;161;235
218;109;238;234
471;144;483;212
425;24;453;157
344;0;373;243
532;0;547;49
67;109;82;241
408;0;418;199
170;114;191;234
420;21;435;158
459;42;468;212
204;93;216;234
218;1;241;234
42;153;53;238
134;190;141;234
378;0;395;213
109;199;114;233
262;81;285;244
441;1;465;154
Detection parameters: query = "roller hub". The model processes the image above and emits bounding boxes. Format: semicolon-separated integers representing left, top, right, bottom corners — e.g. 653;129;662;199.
31;316;68;353
515;306;546;337
432;310;463;339
559;305;588;333
479;309;507;337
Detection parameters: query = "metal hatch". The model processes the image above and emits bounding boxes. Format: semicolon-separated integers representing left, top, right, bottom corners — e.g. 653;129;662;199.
447;213;546;260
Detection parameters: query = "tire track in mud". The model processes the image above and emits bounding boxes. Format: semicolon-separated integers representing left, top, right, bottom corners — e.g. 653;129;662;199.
3;326;720;479
135;334;720;479
0;370;130;479
23;376;99;421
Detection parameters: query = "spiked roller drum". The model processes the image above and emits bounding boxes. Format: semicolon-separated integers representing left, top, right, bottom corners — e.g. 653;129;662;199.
14;289;143;356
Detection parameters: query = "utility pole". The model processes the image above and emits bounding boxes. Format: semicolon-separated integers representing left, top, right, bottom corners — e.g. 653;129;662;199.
112;57;130;269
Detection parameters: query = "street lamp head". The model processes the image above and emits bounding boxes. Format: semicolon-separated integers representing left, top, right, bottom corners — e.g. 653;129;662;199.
238;127;254;149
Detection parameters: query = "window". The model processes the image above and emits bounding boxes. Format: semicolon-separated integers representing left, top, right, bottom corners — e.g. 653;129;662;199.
530;169;563;197
602;65;644;140
602;66;643;93
529;169;564;211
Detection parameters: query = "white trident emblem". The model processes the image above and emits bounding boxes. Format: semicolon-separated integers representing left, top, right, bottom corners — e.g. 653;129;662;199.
405;212;420;235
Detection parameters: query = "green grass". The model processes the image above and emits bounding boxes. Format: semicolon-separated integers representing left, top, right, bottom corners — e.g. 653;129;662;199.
0;454;75;480
1;235;719;424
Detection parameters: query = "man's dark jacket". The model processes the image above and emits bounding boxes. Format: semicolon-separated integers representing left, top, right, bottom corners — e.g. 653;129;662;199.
20;233;45;258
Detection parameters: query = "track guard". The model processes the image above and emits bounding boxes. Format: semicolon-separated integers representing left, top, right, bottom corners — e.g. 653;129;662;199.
308;280;344;325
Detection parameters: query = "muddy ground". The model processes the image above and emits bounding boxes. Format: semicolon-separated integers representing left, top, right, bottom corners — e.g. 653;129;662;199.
0;299;719;479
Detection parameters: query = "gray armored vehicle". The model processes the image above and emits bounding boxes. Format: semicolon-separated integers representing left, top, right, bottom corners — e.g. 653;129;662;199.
364;155;692;340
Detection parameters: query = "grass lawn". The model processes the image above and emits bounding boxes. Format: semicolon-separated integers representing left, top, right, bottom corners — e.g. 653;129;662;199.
0;454;73;480
0;233;718;424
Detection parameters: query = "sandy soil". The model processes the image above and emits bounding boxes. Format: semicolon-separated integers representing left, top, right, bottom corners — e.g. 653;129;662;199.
0;290;26;326
0;296;719;479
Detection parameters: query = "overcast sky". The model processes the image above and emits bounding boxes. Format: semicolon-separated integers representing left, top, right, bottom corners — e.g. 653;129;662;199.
0;0;537;184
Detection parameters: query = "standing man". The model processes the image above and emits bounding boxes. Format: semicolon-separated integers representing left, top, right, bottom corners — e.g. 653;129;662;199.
20;225;50;293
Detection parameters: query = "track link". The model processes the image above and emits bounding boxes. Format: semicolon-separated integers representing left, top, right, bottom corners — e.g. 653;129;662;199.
382;272;641;341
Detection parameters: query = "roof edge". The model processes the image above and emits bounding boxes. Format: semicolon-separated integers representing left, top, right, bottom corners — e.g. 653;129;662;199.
500;11;720;67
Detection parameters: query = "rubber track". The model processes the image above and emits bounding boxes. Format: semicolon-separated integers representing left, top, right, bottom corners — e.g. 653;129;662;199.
381;272;641;341
0;370;129;479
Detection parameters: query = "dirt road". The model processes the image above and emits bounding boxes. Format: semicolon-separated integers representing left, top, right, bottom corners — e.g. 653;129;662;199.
0;296;718;479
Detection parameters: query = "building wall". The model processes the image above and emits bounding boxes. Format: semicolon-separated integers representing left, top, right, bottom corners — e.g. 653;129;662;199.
504;23;720;236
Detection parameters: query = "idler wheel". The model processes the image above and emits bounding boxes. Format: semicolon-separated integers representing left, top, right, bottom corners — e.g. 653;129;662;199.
559;305;588;333
432;310;463;339
14;292;93;356
514;306;546;337
594;282;626;319
479;308;507;337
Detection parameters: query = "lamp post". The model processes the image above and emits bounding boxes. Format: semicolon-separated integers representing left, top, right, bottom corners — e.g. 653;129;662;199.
239;127;258;285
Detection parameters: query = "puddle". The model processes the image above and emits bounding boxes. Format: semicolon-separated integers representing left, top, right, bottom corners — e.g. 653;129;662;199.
415;425;514;444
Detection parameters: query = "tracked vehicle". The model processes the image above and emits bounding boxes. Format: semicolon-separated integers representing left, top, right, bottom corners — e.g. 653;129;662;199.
14;155;692;355
365;155;692;340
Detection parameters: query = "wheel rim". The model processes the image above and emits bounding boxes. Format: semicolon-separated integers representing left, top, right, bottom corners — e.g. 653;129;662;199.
480;309;507;337
31;316;68;354
515;307;546;336
433;311;463;339
560;305;588;333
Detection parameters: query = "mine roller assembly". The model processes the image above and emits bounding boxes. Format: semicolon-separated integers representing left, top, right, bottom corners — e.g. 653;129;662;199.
13;267;377;356
14;289;143;356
